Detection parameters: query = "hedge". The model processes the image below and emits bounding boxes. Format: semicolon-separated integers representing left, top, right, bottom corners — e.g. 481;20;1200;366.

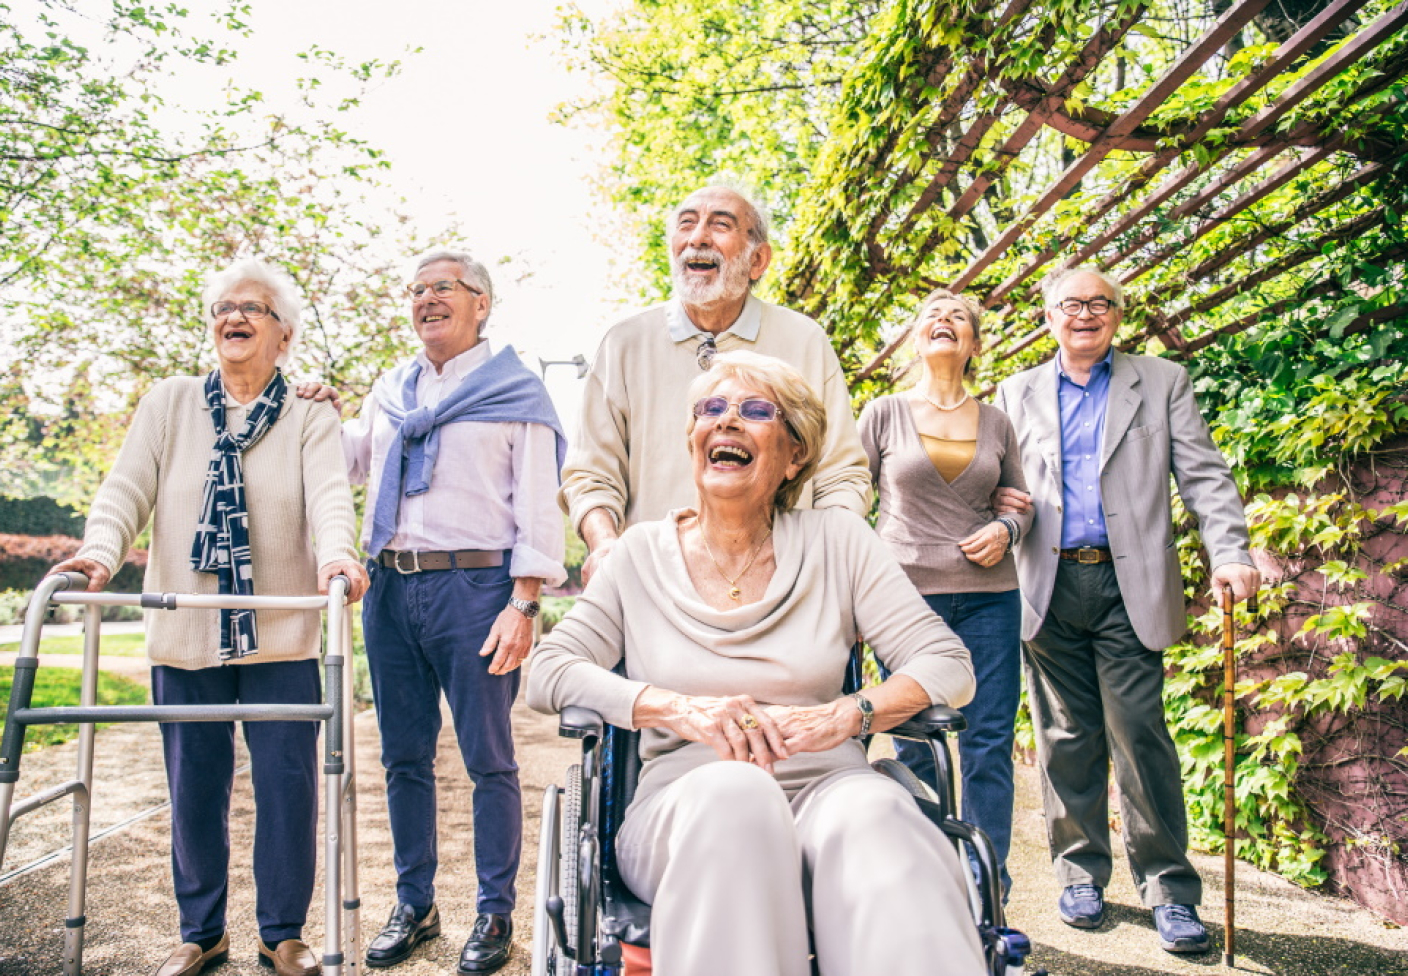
0;496;85;538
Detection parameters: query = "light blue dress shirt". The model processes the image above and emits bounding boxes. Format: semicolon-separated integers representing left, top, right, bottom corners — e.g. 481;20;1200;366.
1057;348;1113;549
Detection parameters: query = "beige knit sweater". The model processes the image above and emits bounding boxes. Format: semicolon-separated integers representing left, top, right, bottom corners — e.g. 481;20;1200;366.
528;507;975;804
558;299;872;534
75;377;359;669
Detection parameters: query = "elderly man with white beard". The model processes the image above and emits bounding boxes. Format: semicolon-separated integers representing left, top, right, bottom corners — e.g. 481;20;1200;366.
561;183;871;581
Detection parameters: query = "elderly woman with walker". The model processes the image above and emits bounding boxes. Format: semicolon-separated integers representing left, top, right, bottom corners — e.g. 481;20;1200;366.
50;258;369;976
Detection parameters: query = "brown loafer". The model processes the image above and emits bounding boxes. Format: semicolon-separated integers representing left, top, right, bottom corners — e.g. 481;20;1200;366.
257;939;318;976
154;934;228;976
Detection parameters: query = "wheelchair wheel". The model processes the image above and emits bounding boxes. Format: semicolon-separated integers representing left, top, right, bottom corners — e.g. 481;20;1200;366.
560;763;582;957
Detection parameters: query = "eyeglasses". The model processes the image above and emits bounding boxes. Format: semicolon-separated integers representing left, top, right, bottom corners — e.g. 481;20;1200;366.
406;279;484;301
211;301;280;322
1053;297;1115;316
696;336;717;371
693;396;783;423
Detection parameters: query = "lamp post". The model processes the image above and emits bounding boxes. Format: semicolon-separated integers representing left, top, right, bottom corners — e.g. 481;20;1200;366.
539;354;588;380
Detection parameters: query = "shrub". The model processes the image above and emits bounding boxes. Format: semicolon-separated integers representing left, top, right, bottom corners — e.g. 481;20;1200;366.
0;533;146;593
0;495;85;538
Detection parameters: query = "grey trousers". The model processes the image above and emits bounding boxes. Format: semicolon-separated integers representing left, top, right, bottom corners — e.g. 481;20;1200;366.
616;760;985;976
1023;560;1202;906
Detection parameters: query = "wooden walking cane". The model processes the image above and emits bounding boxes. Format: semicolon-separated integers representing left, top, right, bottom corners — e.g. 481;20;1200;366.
1222;586;1257;968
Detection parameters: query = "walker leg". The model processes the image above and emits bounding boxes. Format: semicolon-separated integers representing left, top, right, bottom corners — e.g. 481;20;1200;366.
323;652;345;976
342;780;361;976
62;606;102;975
340;614;361;976
0;781;16;868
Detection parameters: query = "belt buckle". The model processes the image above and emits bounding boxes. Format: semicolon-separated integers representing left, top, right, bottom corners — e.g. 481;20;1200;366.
1077;547;1101;564
392;550;421;575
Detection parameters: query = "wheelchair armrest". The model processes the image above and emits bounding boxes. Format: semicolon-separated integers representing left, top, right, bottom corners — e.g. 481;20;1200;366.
559;705;606;739
888;704;967;740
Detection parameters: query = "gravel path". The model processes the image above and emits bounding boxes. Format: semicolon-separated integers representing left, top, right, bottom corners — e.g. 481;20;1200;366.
0;690;1403;975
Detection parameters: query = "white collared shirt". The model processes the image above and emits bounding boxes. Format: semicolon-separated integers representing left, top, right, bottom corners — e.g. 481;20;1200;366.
664;294;764;342
343;341;567;585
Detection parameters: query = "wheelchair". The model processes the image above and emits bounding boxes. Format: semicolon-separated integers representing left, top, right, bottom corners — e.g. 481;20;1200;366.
531;653;1042;975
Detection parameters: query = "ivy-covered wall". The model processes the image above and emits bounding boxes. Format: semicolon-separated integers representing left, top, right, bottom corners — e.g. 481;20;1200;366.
1171;292;1408;922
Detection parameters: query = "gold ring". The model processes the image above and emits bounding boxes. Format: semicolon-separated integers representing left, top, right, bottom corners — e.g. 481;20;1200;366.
738;714;760;730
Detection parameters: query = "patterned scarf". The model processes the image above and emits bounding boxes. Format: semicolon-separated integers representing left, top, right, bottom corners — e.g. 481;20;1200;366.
190;369;288;660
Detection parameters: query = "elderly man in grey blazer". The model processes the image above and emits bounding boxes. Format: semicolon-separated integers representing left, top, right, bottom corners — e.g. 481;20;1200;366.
994;267;1259;955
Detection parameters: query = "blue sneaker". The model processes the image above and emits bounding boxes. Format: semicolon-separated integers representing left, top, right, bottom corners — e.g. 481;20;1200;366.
1153;904;1210;953
1057;884;1105;928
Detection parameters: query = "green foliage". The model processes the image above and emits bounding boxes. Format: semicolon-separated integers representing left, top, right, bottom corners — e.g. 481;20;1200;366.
1;1;434;501
0;664;149;751
561;0;1408;895
555;0;884;299
540;595;578;635
0;495;85;538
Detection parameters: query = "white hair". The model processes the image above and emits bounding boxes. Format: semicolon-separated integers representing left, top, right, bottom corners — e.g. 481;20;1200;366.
413;248;495;332
202;258;302;366
1042;266;1125;310
671;181;771;245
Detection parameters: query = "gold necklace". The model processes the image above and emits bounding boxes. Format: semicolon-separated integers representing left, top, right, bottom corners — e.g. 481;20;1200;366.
698;518;773;601
919;389;971;412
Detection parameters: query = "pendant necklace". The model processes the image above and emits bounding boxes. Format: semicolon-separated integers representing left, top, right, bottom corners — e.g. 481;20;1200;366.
698;519;772;601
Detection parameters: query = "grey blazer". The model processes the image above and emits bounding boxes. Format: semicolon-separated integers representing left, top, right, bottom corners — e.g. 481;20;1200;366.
995;351;1253;650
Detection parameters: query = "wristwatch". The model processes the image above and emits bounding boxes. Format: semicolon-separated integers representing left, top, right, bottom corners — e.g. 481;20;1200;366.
850;692;875;737
508;597;540;619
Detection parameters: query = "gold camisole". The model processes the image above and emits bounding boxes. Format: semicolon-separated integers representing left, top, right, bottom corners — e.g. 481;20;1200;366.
918;433;977;484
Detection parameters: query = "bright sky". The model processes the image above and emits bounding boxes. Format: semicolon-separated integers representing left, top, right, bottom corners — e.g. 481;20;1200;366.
171;0;641;427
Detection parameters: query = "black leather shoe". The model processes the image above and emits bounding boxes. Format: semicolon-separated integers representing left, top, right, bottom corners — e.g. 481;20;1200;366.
365;903;440;968
456;913;513;974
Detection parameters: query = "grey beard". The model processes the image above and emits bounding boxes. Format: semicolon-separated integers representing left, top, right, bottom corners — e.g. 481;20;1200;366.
672;245;754;306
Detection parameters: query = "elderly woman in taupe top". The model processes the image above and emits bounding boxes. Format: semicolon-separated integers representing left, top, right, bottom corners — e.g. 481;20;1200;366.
52;259;369;976
857;287;1033;896
529;350;985;976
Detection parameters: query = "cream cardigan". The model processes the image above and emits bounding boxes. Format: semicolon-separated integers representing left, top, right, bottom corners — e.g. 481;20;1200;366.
76;377;359;669
528;507;975;804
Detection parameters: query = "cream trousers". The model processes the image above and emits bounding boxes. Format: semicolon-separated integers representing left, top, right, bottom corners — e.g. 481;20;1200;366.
616;760;986;976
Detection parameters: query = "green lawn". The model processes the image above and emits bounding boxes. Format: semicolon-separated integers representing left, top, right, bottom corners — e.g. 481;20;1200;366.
0;632;146;657
0;665;149;751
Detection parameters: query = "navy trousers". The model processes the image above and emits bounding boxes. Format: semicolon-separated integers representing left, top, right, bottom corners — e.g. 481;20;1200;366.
152;659;320;945
362;559;522;913
892;589;1021;895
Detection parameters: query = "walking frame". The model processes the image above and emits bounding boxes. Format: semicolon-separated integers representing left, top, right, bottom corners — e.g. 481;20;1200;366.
0;572;363;976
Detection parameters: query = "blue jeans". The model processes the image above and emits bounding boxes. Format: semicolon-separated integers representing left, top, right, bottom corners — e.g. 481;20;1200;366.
152;659;320;945
362;558;522;914
893;589;1020;895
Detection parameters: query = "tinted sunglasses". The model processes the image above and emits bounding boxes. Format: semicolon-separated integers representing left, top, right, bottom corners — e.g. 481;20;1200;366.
692;396;783;423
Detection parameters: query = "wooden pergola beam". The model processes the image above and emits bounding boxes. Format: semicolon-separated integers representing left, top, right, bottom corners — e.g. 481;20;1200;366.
946;0;1272;292
980;0;1390;309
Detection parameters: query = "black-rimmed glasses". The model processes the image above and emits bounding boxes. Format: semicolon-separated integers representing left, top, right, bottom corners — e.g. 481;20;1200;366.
406;279;484;301
211;301;280;322
1054;297;1115;316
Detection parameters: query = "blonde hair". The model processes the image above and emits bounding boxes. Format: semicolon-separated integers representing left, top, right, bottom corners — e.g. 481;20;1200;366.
685;350;827;512
909;287;984;377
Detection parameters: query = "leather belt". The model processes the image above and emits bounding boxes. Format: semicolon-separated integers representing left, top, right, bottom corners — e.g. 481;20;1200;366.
1059;547;1113;564
377;549;504;574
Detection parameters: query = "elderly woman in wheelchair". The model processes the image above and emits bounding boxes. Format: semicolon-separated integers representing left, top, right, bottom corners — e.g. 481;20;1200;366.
528;350;989;976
